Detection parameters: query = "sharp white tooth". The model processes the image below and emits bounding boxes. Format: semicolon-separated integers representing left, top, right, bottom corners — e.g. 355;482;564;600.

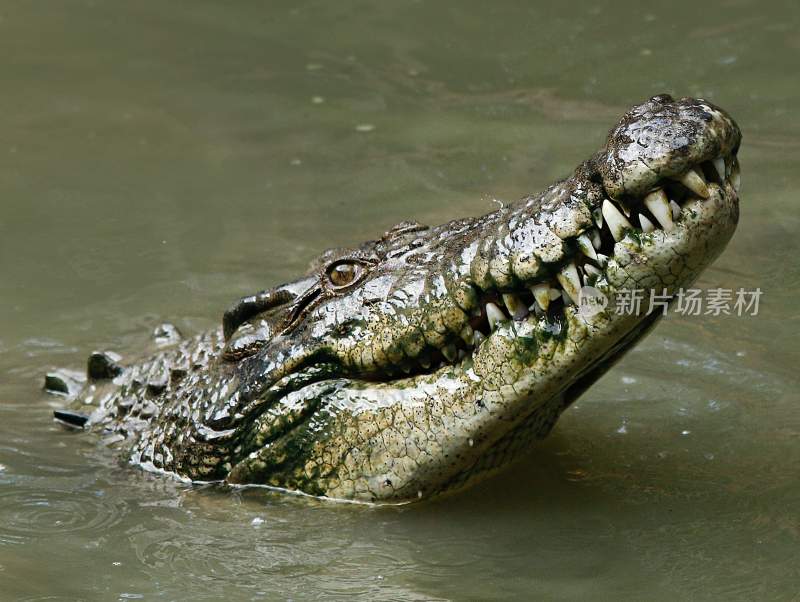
591;229;602;250
485;302;506;330
592;207;603;229
639;213;655;233
419;355;431;369
532;303;544;317
473;330;486;346
576;233;598;262
401;363;412;374
548;287;562;301
584;264;602;278
643;189;674;232
670;200;681;221
731;159;741;192
457;349;467;360
675;168;710;198
502;293;526;319
442;344;457;363
602;199;632;242
530;283;550;311
460;324;474;345
556;262;581;305
596;253;609;267
713;157;726;181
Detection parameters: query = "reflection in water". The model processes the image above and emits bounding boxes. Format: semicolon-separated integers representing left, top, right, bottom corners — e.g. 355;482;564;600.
0;0;798;599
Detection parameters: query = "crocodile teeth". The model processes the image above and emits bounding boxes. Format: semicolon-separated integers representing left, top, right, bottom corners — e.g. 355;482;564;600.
530;283;550;311
419;355;431;369
457;349;467;360
643;189;674;232
676;168;710;198
502;293;528;320
556;262;581;304
460;324;474;345
670;200;681;221
584;263;602;278
591;229;602;250
592;207;603;229
602;199;632;242
485;302;506;330
473;330;486;347
442;344;457;363
595;253;609;267
713;157;726;181
576;233;598;262
639;213;655;233
549;287;562;301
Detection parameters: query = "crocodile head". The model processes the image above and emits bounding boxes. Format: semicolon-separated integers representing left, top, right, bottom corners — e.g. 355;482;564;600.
54;95;741;503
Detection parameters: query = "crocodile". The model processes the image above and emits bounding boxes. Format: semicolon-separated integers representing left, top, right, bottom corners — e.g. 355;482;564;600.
47;94;741;504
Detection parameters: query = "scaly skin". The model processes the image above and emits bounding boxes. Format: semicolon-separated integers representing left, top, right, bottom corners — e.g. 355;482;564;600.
48;95;741;503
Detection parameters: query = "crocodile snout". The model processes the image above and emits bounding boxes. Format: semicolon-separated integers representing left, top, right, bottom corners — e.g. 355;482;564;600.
598;94;741;201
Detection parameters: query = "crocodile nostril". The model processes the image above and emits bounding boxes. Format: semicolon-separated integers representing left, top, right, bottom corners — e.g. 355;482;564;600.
650;93;674;104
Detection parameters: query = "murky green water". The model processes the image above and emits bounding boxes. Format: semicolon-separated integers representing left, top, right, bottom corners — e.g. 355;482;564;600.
1;0;799;599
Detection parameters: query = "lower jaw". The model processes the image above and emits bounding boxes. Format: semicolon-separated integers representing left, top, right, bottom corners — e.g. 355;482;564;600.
603;182;739;295
427;182;740;454
380;189;735;498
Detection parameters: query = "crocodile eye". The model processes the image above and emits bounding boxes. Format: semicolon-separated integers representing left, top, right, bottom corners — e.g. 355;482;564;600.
326;261;364;289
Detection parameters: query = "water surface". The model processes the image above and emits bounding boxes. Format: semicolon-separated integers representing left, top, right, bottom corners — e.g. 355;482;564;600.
1;0;799;599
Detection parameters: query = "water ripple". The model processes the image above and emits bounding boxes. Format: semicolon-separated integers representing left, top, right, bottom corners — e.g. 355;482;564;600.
0;488;129;540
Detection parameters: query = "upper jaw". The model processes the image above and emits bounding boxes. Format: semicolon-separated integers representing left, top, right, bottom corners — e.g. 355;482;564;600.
350;106;741;402
225;94;743;413
229;97;743;396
